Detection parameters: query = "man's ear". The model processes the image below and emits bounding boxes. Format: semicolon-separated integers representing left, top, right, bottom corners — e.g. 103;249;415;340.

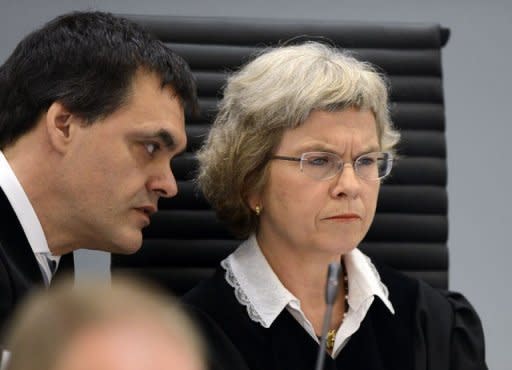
45;102;80;153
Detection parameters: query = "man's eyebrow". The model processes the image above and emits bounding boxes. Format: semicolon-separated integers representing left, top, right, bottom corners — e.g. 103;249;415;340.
145;129;177;150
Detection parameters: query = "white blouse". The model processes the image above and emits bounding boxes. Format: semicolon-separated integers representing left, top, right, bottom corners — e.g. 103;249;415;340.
221;234;395;357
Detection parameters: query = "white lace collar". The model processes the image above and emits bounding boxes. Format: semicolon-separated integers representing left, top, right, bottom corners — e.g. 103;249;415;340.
221;234;394;329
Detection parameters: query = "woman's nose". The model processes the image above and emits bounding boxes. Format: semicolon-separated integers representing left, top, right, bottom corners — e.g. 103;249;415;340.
330;163;361;199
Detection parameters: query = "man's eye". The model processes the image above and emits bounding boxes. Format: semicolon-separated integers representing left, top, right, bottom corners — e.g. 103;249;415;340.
144;142;160;155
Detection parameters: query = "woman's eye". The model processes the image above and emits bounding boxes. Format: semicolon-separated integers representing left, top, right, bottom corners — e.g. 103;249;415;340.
358;157;375;166
308;156;330;166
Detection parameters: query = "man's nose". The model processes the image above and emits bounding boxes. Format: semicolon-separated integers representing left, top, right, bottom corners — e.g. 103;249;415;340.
147;167;178;198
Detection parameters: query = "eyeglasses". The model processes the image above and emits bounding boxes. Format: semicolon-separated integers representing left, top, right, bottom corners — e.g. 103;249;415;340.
271;151;393;181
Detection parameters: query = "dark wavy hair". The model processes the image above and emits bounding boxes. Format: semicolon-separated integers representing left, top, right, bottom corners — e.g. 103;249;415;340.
0;11;198;149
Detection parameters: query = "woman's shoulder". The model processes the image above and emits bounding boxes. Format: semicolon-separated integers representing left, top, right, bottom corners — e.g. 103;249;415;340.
183;267;229;308
374;260;482;320
374;261;487;370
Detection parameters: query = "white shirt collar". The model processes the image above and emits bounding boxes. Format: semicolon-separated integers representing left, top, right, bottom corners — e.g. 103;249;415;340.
221;234;395;354
0;151;58;261
344;248;395;314
221;235;296;328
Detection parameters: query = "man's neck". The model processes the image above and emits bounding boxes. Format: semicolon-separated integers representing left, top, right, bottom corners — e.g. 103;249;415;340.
3;142;74;256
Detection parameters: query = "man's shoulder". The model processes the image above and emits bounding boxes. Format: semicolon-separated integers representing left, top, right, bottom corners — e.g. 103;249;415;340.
0;188;24;240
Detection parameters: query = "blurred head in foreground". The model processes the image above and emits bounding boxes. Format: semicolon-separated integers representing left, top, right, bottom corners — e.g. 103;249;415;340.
3;276;205;370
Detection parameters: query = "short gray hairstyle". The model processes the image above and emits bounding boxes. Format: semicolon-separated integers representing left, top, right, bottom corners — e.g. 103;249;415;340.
196;42;400;238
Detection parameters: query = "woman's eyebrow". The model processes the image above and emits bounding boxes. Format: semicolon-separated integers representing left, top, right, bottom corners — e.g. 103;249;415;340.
296;142;381;156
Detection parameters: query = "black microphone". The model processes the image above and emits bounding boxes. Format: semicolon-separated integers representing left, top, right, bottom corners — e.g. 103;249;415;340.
314;262;342;370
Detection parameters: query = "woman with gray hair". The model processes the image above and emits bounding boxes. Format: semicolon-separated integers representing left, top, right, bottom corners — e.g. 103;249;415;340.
185;42;486;370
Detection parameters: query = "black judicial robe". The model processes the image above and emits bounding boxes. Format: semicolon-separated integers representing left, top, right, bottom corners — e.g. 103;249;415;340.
0;189;73;338
184;263;487;370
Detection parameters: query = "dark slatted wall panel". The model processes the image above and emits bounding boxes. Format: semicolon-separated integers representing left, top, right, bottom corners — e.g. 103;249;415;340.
112;16;450;293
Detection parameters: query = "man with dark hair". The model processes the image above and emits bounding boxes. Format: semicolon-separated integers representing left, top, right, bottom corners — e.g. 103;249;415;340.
0;11;197;335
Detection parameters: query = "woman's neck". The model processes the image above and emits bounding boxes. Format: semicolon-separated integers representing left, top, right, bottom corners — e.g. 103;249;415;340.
256;234;348;335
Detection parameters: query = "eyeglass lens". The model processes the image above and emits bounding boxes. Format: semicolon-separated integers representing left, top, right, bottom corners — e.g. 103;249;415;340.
300;152;392;180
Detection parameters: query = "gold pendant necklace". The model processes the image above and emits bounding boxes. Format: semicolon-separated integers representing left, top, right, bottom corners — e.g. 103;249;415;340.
326;329;336;351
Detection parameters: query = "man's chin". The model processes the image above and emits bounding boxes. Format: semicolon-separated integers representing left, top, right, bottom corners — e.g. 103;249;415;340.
110;231;144;254
114;246;142;255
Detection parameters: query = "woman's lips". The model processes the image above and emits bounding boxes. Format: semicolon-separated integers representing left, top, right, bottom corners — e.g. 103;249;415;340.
323;213;361;222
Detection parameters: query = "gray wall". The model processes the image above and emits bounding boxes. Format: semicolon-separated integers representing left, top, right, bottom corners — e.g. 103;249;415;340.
1;0;510;368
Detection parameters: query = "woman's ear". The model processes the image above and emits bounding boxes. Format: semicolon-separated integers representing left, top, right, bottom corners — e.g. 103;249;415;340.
246;190;262;213
45;102;80;154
